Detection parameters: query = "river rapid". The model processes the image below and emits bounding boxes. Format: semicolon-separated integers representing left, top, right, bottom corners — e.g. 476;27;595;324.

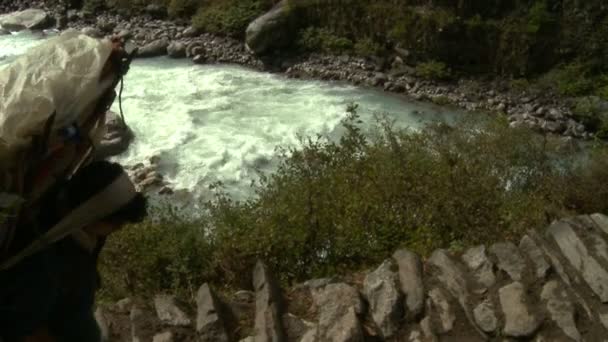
0;31;458;199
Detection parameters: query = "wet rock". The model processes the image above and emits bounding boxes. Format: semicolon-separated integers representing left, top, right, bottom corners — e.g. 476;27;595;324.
392;249;424;319
461;245;496;288
153;331;175;342
363;259;403;338
154;295;192;327
0;9;52;31
253;261;286;342
473;300;498;334
499;282;540;337
547;220;608;302
541;280;581;341
519;235;550;280
489;242;527;281
167;41;186;58
428;287;455;334
312;283;364;342
138;38;169;58
196;283;229;341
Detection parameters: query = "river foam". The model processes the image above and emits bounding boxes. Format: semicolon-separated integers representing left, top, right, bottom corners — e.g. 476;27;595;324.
1;31;456;199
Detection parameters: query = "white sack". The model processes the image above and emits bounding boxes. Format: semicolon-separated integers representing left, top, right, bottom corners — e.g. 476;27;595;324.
0;30;113;161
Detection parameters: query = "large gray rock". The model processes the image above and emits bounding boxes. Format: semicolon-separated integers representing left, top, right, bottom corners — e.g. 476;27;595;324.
489;242;527;281
196;283;229;341
0;9;52;31
519;235;550;280
312;283;364;342
167;41;187;58
590;213;608;235
427;287;455;334
154;295;192;327
541;280;581;341
137;39;169;58
547;220;608;303
153;331;175;342
498;282;541;337
283;313;316;342
473;299;498;334
392;249;424;319
461;245;496;288
253;261;286;342
95;111;134;160
245;0;299;55
94;307;110;342
363;259;403;338
0;28;9;35
81;26;104;38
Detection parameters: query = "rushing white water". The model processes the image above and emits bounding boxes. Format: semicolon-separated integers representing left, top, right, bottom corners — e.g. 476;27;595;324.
1;31;458;199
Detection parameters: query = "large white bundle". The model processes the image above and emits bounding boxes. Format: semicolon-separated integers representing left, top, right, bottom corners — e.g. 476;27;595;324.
0;30;113;162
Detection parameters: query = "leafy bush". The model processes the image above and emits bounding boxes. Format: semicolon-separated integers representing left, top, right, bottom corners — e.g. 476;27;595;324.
167;0;198;18
572;96;608;137
297;27;353;53
82;0;106;13
354;38;383;57
416;60;452;80
192;0;271;37
99;106;608;300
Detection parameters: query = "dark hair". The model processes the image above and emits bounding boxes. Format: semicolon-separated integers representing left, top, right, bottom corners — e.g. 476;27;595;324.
64;161;147;224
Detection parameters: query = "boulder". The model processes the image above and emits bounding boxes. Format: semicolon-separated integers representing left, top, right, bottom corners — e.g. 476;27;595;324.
183;26;200;38
392;249;424;319
167;41;187;58
196;283;229;341
131;306;159;342
499;282;541;337
154;295;192;327
547;220;608;302
541;280;581;341
245;0;299;55
253;261;286;342
137;39;169;58
95;111;134;160
489;242;527;282
0;28;10;35
153;331;175;342
312;283;364;342
473;300;498;334
363;259;403;338
519;235;550;280
461;245;496;288
427;287;455;334
0;9;52;31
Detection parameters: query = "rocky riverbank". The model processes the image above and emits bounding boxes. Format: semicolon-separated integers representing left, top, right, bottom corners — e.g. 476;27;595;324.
96;213;608;341
0;1;599;140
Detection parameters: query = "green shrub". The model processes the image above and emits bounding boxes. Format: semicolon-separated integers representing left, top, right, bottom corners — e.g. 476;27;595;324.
99;106;608;299
192;0;271;37
167;0;198;18
82;0;106;13
525;1;555;34
354;38;383;57
297;27;353;53
416;60;452;80
572;96;608;136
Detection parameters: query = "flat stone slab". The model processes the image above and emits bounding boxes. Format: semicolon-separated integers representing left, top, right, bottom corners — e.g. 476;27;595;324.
541;280;581;341
489;242;527;281
392;249;424;319
519;235;550;280
461;245;496;288
363;259;403;338
499;282;541;337
547;220;608;303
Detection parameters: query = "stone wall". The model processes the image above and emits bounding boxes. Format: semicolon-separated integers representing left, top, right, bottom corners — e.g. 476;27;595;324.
96;214;608;341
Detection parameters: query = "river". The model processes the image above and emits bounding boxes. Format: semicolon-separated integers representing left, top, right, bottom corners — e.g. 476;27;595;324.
0;30;458;199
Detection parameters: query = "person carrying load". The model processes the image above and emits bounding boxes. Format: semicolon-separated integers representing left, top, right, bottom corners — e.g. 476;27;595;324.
0;30;145;341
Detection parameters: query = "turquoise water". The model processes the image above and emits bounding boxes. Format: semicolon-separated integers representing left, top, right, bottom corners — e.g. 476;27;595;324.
0;31;457;199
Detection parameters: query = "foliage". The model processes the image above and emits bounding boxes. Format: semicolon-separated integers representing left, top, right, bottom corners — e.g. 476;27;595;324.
297;27;353;53
82;0;106;13
416;60;452;80
525;1;555;34
99;106;608;300
192;0;271;37
572;96;608;137
167;0;198;18
354;38;383;57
